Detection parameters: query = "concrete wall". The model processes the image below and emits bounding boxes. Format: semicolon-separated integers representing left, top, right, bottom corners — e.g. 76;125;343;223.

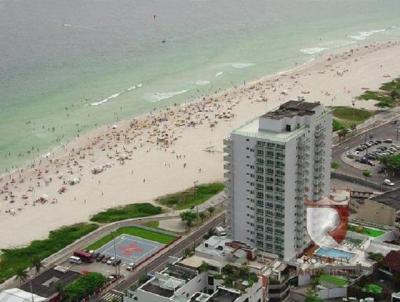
317;286;347;300
175;273;207;300
135;287;172;302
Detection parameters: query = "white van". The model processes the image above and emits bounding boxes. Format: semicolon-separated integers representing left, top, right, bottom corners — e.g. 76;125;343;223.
69;255;82;264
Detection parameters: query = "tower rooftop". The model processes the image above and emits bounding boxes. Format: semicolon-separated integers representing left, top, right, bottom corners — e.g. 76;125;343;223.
262;100;320;119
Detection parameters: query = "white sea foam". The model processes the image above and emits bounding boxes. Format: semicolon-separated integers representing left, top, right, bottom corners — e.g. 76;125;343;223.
215;71;223;77
318;39;356;48
231;63;255;69
195;80;210;86
91;92;122;106
91;99;110;106
299;47;328;55
350;29;386;41
91;83;142;106
146;89;189;102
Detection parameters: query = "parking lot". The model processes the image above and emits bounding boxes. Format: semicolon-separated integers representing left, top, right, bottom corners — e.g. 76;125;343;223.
333;120;400;188
344;138;399;185
62;234;166;277
347;138;399;166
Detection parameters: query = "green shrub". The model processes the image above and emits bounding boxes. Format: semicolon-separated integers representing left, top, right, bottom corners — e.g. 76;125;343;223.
157;183;224;210
63;272;107;301
358;78;400;108
0;223;98;283
90;203;162;223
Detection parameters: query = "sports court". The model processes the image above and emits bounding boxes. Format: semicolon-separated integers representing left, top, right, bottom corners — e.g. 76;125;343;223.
95;234;164;265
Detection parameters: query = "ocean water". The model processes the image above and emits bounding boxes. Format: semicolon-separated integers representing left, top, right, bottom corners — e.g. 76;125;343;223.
1;0;400;172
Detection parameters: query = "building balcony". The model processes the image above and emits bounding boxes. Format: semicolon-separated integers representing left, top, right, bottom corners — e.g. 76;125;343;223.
223;139;231;151
223;154;231;161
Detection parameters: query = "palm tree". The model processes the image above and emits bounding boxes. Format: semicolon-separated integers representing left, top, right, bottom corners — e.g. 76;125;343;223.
15;268;28;285
55;283;65;300
199;212;206;223
180;211;197;230
32;257;44;276
207;206;215;217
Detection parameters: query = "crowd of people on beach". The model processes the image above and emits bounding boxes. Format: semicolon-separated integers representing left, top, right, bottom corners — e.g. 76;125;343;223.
0;40;399;219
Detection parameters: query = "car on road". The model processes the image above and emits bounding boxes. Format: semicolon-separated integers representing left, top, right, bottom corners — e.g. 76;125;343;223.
107;257;116;265
366;154;377;160
126;262;135;271
383;179;395;186
112;259;122;266
358;157;375;166
96;254;105;262
384;139;393;143
102;256;110;264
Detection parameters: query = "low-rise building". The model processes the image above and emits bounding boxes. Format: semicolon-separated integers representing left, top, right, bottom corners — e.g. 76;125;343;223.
353;189;400;226
383;250;400;275
128;236;297;302
392;292;400;302
19;266;81;302
0;288;47;302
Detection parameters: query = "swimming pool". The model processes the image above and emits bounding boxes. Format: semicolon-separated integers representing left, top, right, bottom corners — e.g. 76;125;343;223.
315;247;355;261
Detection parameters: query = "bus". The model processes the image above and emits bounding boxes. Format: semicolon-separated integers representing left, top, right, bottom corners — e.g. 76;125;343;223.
73;250;93;263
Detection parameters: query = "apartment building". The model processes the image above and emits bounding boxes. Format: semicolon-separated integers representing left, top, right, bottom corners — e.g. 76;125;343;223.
224;100;332;260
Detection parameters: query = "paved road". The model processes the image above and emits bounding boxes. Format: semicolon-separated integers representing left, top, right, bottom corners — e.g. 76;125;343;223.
105;212;225;294
332;120;400;189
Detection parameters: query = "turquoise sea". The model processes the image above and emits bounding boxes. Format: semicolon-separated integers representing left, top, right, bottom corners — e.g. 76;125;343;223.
1;0;400;172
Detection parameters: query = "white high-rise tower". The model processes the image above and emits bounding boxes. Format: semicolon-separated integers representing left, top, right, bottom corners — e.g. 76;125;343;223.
224;100;332;260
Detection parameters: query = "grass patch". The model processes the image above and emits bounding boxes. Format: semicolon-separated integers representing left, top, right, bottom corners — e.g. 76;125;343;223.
86;226;177;250
319;274;348;287
331;106;374;132
0;223;98;284
358;78;400;108
348;224;385;237
156;183;224;210
362;283;383;294
333;119;345;131
90;203;162;223
332;106;374;122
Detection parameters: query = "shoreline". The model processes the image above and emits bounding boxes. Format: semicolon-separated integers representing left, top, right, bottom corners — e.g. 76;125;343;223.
1;39;400;249
0;40;362;178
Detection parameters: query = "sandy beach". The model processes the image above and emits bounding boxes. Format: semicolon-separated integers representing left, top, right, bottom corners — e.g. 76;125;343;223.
1;40;400;249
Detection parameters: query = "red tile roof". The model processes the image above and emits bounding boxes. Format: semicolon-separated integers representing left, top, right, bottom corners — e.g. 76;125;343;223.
384;250;400;273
